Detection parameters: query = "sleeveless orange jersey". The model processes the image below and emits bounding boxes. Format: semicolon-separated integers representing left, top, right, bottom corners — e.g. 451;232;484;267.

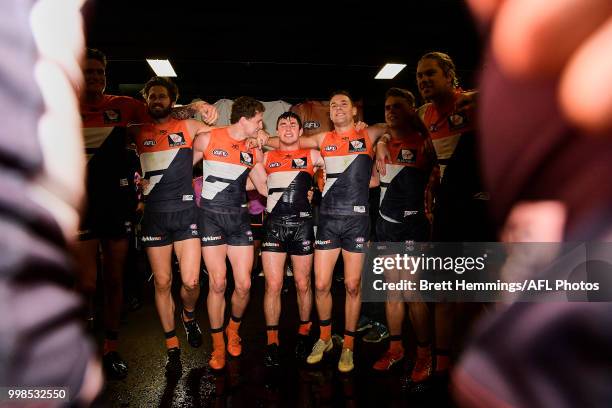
134;118;195;211
81;95;147;206
379;133;436;223
200;127;255;212
81;95;146;160
319;128;373;215
420;90;476;177
264;149;315;219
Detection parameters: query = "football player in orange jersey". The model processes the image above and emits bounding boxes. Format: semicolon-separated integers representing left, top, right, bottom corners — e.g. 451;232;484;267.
249;112;325;367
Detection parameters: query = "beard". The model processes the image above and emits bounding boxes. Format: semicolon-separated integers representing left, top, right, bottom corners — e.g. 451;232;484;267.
148;104;172;119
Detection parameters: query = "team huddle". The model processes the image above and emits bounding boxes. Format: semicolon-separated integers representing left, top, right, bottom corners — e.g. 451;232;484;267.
78;48;484;387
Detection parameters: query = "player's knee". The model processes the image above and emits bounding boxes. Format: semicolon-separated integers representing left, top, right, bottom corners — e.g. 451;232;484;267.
345;279;361;297
234;278;251;295
209;279;227;294
154;276;172;293
265;278;283;295
294;276;310;294
182;279;199;292
315;280;331;295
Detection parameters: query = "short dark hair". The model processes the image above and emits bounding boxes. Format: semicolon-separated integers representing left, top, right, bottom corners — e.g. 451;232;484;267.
329;89;354;104
385;88;416;108
419;51;459;88
86;48;107;68
230;96;265;124
141;76;179;103
276;111;302;129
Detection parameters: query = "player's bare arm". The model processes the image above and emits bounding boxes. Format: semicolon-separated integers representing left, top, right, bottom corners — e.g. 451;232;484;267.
171;100;219;125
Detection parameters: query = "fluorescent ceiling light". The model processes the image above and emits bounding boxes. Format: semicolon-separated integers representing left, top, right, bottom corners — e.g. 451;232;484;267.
375;63;406;79
146;59;177;77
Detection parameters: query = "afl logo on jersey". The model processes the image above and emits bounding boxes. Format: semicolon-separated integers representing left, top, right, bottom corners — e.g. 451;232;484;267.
291;158;307;169
269;162;281;168
103;109;121;123
143;139;156;147
324;145;337;152
240;152;254;166
348;138;366;152
303;121;320;130
168;132;186;147
398;149;417;163
213;149;229;157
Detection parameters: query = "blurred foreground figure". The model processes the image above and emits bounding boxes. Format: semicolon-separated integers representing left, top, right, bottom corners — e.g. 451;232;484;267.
0;0;101;405
454;1;612;407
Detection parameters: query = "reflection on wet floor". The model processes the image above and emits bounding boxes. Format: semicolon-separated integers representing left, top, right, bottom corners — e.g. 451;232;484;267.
98;276;455;407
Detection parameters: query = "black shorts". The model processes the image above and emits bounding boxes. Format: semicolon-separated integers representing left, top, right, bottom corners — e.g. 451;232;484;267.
78;203;133;241
262;217;314;256
199;208;253;247
140;207;199;247
315;214;369;253
376;215;430;243
250;212;265;241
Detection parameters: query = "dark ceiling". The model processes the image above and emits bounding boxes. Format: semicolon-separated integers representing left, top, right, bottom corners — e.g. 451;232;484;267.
84;0;483;122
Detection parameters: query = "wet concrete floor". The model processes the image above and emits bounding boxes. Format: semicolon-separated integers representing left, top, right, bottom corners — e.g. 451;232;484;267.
95;269;455;408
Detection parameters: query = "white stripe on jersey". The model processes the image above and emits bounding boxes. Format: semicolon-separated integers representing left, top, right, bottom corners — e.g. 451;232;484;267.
266;171;299;213
83;127;113;162
379;212;401;224
380;163;405;204
140;149;179;196
432;133;461;177
201;160;248;201
322;155;357;197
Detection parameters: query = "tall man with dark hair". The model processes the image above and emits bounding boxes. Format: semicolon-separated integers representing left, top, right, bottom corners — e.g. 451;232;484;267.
77;49;218;379
130;77;213;378
372;88;439;384
192;96;265;370
249;112;325;367
265;90;387;372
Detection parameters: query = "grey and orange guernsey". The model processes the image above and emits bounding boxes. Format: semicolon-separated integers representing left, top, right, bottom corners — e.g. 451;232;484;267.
315;128;373;252
199;127;256;246
377;132;436;242
262;149;316;255
419;90;476;178
80;95;144;240
134;118;200;247
419;90;490;241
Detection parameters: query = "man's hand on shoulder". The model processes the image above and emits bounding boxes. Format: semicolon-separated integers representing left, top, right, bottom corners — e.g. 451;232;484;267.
192;101;218;125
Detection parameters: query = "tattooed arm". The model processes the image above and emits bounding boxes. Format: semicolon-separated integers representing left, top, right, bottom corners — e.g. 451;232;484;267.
171;100;219;125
